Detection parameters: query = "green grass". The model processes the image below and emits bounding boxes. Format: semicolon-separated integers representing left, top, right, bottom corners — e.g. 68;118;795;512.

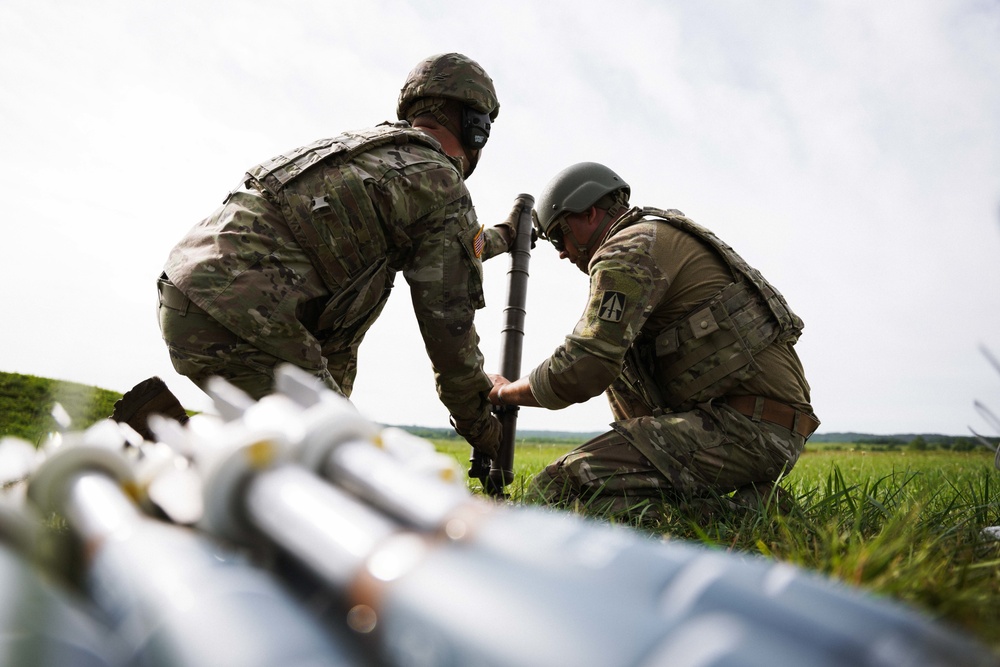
436;440;1000;652
0;372;121;444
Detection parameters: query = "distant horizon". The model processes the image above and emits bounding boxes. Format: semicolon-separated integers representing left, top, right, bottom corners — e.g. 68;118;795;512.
393;424;989;441
3;369;988;442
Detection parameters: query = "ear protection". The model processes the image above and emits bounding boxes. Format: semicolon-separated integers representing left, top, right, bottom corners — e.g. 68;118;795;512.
461;107;492;150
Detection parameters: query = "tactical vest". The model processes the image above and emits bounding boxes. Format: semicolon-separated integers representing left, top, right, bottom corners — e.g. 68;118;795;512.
615;207;804;413
234;122;445;292
243;122;439;197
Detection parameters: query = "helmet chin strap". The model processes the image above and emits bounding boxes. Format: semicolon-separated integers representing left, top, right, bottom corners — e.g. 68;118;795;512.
410;99;479;178
463;148;480;179
571;204;627;272
441;116;481;179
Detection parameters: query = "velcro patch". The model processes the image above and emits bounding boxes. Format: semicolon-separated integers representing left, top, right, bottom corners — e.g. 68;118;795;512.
598;291;626;322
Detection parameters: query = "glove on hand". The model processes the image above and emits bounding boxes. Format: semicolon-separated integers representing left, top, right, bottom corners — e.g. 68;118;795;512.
454;412;502;459
494;199;523;252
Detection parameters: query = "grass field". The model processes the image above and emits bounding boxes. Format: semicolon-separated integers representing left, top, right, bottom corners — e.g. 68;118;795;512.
435;440;1000;652
0;372;120;444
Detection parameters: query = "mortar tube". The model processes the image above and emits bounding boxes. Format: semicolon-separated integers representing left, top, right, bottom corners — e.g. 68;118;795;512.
489;193;535;492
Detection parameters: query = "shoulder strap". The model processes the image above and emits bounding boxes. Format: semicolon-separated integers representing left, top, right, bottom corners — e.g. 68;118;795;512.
613;207;803;335
245;123;442;196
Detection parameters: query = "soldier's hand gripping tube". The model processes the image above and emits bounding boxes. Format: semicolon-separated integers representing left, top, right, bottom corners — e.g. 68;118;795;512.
470;193;534;496
23;423;362;667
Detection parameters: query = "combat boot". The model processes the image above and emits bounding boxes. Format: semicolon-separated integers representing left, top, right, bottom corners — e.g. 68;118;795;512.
730;481;797;515
110;376;189;442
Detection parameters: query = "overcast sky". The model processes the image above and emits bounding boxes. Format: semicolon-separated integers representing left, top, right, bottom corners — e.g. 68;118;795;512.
2;0;999;437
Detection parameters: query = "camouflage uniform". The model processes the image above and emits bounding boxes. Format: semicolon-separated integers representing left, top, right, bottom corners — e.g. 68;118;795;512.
527;207;818;509
159;122;508;443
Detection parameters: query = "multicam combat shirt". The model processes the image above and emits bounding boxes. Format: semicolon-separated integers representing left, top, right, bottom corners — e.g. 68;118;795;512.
164;123;508;428
528;208;812;419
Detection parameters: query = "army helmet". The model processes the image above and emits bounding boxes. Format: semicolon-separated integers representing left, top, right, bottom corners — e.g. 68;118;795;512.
533;162;630;240
397;53;500;122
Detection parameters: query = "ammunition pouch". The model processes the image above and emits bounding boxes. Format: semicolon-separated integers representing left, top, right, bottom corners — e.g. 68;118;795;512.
624;280;796;413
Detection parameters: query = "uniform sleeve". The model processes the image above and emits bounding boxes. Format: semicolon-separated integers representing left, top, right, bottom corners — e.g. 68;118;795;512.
529;228;668;409
480;225;510;260
402;186;493;427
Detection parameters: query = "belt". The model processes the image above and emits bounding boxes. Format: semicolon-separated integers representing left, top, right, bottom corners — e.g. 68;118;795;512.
157;275;207;316
724;395;820;439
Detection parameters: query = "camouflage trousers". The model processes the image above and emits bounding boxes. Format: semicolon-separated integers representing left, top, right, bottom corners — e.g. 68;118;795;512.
525;400;804;511
158;297;344;401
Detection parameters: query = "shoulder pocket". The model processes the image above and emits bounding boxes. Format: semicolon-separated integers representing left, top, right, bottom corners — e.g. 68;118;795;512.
457;221;486;310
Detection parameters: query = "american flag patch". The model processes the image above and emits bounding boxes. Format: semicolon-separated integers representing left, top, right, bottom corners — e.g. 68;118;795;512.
473;225;485;258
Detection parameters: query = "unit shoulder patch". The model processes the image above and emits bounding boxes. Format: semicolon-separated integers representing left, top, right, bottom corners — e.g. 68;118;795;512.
598;291;626;323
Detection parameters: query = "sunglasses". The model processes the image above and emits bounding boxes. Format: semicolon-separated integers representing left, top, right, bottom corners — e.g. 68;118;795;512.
547;222;566;252
532;210;571;253
535;213;569;252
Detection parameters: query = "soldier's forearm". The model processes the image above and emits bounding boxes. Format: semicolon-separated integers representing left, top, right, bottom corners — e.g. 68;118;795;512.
491;377;541;408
